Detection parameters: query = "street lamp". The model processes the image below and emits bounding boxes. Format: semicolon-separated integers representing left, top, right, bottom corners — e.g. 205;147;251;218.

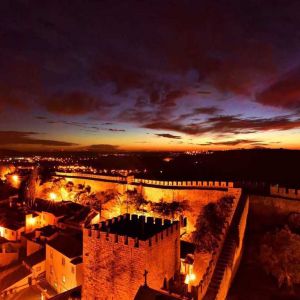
12;175;19;183
49;192;57;201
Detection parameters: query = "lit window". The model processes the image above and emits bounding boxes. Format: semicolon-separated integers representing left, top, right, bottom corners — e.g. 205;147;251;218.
62;275;66;283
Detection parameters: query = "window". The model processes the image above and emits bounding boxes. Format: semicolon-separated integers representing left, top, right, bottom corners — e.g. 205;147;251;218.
71;266;75;274
11;231;14;236
62;257;65;266
50;250;53;259
36;266;41;272
62;275;66;283
50;265;53;275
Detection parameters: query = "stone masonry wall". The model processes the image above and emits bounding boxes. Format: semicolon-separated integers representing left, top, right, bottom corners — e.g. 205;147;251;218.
82;216;180;300
55;172;241;233
270;184;300;200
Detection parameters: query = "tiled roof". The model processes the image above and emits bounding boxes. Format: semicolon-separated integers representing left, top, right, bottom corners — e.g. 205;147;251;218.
49;286;81;300
47;234;82;258
70;256;82;265
0;265;31;291
134;286;180;300
180;240;196;259
23;249;45;267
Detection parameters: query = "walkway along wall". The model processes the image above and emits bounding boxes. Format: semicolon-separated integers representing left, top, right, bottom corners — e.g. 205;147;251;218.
215;196;249;300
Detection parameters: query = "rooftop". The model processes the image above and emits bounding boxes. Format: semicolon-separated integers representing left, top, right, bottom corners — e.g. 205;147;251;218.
134;285;181;300
47;233;82;258
33;198;90;218
180;240;196;259
0;265;31;292
70;256;83;265
92;214;177;241
0;206;25;230
49;286;81;300
23;248;45;268
24;225;59;241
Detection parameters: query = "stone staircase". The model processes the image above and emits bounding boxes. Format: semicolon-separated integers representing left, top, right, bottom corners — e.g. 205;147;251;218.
203;193;247;300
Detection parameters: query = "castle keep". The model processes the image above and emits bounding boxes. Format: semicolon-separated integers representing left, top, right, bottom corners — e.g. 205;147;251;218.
82;214;180;300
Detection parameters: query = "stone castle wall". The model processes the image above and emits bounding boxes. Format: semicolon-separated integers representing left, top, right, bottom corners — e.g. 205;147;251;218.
138;186;241;233
270;184;300;200
249;194;300;229
82;215;180;300
55;172;241;233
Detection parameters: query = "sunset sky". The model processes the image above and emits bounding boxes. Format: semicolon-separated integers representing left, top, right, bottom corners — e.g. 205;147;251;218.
1;0;300;151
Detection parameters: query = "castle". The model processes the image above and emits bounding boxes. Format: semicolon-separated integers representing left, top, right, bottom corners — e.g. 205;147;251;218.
82;214;180;300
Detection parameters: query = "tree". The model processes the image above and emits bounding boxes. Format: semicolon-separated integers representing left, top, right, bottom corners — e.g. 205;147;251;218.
125;189;148;213
152;200;190;220
23;167;40;208
260;226;300;290
192;196;234;252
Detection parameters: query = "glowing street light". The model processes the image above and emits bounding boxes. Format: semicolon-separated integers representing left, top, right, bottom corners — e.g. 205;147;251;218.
189;273;196;281
49;192;57;201
185;273;196;284
12;175;19;182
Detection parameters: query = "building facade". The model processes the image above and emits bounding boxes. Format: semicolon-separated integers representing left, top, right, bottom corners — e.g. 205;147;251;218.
46;234;83;294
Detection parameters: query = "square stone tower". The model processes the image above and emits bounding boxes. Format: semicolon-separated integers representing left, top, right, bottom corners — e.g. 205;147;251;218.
82;214;180;300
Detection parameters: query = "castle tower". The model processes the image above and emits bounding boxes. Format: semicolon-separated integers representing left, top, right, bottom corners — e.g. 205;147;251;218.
82;214;180;300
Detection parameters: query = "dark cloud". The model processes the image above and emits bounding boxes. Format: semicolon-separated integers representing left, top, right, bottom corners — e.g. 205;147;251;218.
256;66;300;110
0;57;43;112
35;116;47;120
176;106;222;122
0;131;77;146
85;144;120;152
108;128;125;132
162;90;187;107
155;133;181;139
145;115;300;135
91;64;146;93
0;1;300;148
39;118;126;133
43;91;112;116
206;115;300;134
199;139;261;146
194;106;222;115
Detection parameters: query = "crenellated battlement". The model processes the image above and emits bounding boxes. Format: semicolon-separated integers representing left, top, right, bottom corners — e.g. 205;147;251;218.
55;172;234;189
84;214;180;248
270;184;300;200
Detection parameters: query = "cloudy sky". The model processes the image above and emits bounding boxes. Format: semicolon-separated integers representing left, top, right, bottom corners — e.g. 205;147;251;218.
1;0;300;151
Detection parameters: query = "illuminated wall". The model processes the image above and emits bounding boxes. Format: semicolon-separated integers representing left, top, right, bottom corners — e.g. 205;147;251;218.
82;215;180;300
